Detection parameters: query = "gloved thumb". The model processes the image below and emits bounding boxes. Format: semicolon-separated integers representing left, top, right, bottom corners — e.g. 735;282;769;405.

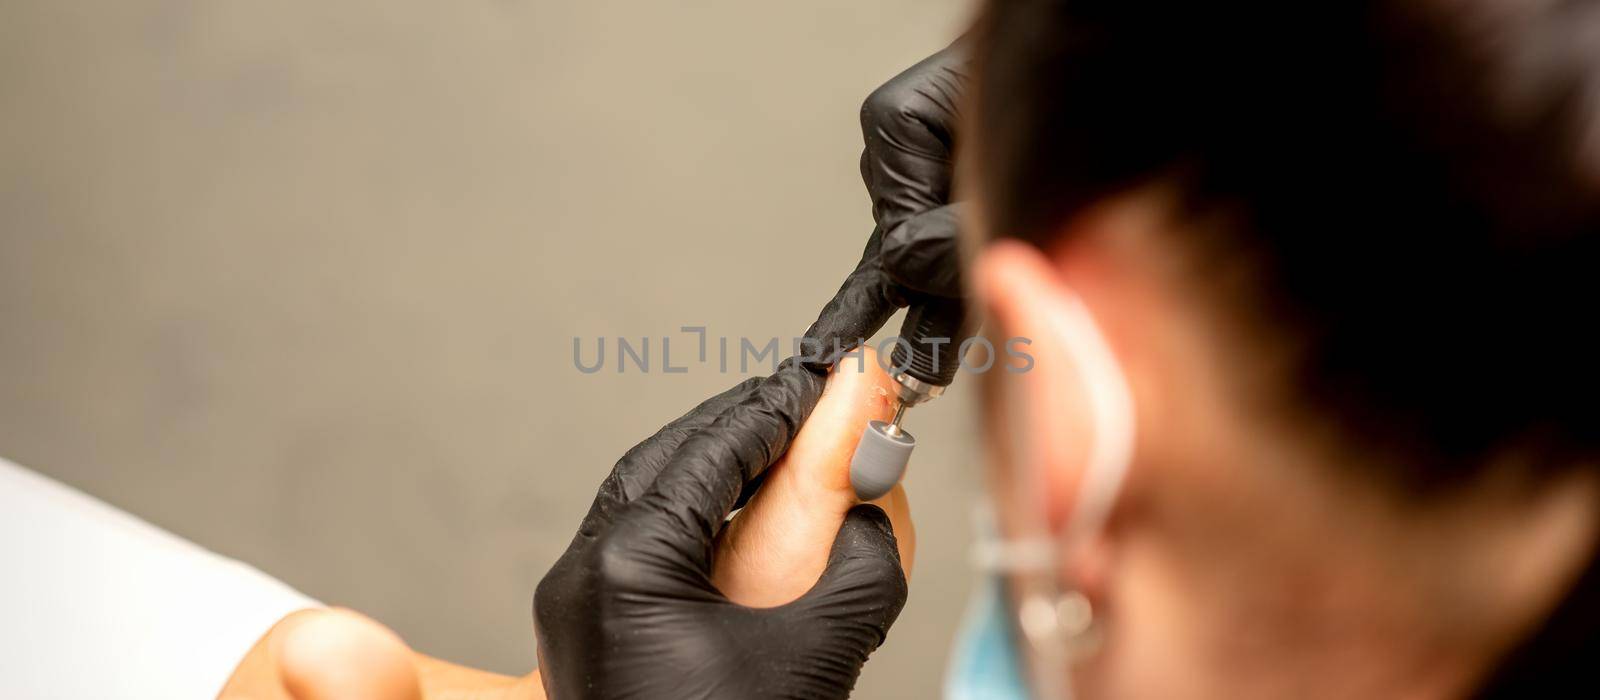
792;504;909;652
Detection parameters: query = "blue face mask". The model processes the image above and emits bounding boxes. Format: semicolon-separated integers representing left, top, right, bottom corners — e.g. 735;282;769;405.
944;573;1031;700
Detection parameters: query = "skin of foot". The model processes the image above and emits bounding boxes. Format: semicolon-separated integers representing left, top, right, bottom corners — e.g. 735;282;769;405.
222;609;543;700
712;347;916;607
219;351;916;698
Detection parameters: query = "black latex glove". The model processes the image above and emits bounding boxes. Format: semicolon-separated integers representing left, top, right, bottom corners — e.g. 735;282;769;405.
534;44;968;700
802;42;969;371
533;365;908;699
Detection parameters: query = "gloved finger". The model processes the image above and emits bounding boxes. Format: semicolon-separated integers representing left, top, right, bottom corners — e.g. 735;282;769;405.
860;42;967;233
798;227;904;373
580;377;764;535
882;202;964;298
787;504;908;654
624;364;827;572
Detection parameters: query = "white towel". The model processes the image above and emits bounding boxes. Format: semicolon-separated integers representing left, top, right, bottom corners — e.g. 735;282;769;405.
0;456;319;699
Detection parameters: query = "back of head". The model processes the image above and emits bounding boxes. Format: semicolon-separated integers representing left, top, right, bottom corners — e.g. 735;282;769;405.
972;0;1599;488
968;0;1600;695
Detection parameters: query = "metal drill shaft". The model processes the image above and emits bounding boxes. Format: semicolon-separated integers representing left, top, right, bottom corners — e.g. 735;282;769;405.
885;400;908;437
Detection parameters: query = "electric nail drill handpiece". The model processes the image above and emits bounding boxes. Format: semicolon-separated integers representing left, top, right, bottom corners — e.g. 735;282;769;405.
850;294;970;500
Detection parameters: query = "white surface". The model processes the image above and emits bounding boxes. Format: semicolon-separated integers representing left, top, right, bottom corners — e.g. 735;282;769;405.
0;456;318;699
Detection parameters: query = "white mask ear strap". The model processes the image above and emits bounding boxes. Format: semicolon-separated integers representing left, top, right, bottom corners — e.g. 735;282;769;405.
1045;289;1137;561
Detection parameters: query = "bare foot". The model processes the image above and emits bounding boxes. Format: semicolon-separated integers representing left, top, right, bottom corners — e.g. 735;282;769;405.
273;609;421;700
712;348;917;607
219;355;916;698
221;608;542;699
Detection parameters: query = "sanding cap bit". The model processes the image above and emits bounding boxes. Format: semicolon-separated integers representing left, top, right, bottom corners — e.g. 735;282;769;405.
850;419;916;500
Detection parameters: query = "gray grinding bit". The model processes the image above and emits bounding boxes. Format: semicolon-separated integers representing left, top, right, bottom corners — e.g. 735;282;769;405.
850;420;916;501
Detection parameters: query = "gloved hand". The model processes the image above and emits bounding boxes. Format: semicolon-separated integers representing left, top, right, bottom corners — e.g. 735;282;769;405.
534;44;968;700
803;42;969;370
533;365;908;699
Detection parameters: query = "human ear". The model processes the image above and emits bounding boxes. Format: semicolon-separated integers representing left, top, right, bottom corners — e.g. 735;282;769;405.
975;241;1096;532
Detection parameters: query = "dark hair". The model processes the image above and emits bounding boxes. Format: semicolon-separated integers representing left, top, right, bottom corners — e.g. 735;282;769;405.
971;0;1600;488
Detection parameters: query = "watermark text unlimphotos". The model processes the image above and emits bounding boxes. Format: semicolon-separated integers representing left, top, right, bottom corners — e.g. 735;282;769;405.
573;326;1034;375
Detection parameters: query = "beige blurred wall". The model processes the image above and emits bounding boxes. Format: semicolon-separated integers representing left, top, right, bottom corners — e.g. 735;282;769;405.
0;1;983;696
